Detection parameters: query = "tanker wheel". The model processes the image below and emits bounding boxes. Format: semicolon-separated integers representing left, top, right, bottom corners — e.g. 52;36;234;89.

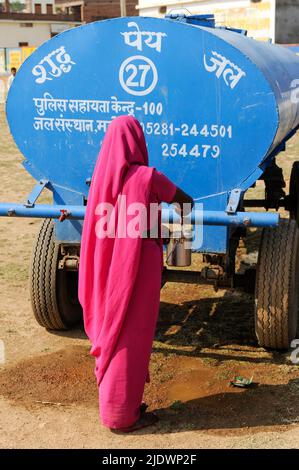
289;161;299;225
254;219;299;350
29;218;82;330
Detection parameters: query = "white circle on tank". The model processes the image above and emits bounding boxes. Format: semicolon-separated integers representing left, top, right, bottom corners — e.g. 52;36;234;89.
119;55;158;96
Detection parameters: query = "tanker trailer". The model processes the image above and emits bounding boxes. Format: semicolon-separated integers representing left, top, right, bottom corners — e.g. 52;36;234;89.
1;14;299;350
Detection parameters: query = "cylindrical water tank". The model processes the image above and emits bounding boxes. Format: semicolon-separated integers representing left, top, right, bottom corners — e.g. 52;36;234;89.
6;16;299;202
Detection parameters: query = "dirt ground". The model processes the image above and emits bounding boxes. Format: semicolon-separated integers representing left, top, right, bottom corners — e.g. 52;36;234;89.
0;103;299;449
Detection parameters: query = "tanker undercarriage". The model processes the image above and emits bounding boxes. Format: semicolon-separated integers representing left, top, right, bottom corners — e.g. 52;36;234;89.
30;157;299;351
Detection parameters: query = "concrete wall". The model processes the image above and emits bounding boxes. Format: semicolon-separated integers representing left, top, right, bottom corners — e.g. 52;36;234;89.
0;22;51;47
276;0;299;43
0;21;76;47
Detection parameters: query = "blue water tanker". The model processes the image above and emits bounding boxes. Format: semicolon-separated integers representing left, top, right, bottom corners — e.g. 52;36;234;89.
2;14;299;349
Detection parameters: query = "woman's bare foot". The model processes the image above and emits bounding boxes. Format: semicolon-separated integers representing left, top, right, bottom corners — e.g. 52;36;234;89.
110;411;159;434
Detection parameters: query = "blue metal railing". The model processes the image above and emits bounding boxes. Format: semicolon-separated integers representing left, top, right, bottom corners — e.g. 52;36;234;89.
0;203;279;227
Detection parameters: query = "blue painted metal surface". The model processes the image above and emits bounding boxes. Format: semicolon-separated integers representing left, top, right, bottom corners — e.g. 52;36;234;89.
284;44;299;56
4;15;299;250
24;179;49;207
0;203;279;228
165;13;216;28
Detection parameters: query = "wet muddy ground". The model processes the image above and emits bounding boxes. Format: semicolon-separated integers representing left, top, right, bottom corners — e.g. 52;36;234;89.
0;104;299;448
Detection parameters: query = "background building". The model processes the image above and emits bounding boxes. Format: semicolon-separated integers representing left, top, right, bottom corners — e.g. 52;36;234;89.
137;0;299;44
24;0;55;13
0;0;81;49
55;0;138;22
0;0;81;82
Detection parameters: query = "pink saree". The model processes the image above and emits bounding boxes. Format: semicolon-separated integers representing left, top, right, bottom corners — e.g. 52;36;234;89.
78;115;176;428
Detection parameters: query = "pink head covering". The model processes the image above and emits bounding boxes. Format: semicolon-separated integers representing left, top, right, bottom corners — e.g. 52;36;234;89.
78;115;154;385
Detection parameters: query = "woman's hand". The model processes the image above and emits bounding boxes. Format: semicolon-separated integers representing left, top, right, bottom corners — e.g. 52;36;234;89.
171;187;194;217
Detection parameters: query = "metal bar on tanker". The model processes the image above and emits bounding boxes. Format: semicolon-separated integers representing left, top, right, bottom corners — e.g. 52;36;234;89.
0;203;279;227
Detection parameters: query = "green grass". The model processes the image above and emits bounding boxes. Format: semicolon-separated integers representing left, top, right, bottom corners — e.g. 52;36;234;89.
0;262;28;283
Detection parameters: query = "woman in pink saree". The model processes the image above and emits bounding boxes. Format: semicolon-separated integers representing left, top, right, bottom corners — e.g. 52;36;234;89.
78;115;193;432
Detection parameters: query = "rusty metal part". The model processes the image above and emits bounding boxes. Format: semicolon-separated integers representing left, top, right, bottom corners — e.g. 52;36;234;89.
58;244;80;271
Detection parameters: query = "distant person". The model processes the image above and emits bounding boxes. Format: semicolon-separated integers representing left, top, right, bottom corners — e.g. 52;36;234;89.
7;67;17;90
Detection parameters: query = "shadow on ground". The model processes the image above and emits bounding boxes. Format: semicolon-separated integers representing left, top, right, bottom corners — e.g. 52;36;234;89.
142;378;299;435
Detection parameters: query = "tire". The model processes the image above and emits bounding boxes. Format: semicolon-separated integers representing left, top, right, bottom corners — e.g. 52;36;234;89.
255;219;299;350
29;218;82;330
289;161;299;225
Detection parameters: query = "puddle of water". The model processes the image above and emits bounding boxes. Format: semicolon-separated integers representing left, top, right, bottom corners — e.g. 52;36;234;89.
166;358;225;402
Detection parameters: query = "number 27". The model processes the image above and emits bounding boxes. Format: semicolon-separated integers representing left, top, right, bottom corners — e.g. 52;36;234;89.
125;64;151;87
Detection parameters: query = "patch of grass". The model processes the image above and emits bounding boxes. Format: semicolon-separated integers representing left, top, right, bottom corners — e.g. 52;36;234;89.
200;357;218;366
216;369;232;380
160;372;174;383
0;262;28;283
